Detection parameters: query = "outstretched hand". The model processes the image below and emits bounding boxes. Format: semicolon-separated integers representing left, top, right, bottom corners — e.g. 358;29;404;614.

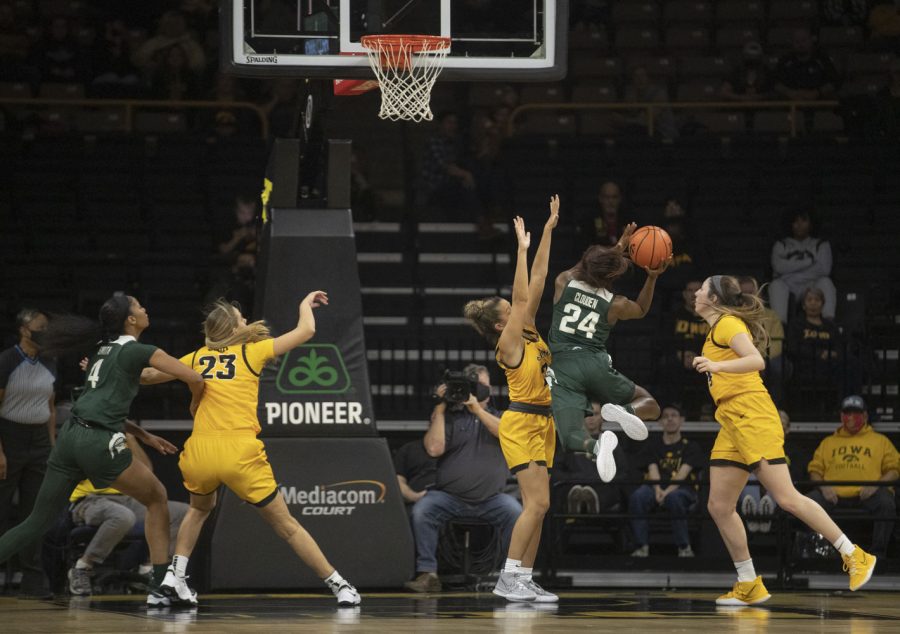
302;290;329;309
513;216;530;250
614;222;638;253
546;194;560;230
644;255;673;278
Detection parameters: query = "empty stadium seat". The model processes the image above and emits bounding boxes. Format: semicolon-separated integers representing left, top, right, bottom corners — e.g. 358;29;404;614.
572;82;619;103
716;1;764;24
611;1;660;24
615;27;661;50
663;1;712;24
665;26;711;50
678;55;731;79
768;0;817;24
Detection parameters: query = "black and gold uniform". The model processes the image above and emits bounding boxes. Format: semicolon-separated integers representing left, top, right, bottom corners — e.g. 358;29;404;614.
496;328;555;473
705;315;786;472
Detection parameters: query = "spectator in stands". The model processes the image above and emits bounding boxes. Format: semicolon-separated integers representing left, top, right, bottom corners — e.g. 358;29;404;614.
721;41;774;101
200;73;256;138
769;208;836;324
658;280;709;418
35;15;86;84
868;0;900;49
552;403;629;514
90;17;142;97
774;27;839;101
785;287;843;394
579;180;625;248
738;276;786;405
218;194;258;259
405;365;521;593
0;309;55;598
617;66;677;140
657;198;705;303
629;405;704;558
133;10;205;75
419;111;486;226
148;42;201;101
66;433;189;596
823;0;869;26
394;438;437;507
806;396;899;560
739;409;804;533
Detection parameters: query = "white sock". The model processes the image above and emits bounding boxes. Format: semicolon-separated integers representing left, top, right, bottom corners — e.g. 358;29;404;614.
172;554;189;577
503;558;521;574
734;558;756;583
832;533;855;557
75;558;92;570
324;570;345;587
517;566;533;581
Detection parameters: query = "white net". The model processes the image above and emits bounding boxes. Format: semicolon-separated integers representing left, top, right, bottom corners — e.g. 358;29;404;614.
361;36;450;123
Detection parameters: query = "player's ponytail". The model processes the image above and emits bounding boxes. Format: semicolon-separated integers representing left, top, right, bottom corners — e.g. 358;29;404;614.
463;296;504;347
705;275;769;348
204;299;270;349
40;293;133;357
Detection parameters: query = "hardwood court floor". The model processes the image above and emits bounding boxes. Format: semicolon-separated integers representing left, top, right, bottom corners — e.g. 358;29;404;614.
2;590;899;633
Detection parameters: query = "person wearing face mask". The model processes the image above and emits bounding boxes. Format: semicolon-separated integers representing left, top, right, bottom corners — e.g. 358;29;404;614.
0;308;56;597
806;396;899;561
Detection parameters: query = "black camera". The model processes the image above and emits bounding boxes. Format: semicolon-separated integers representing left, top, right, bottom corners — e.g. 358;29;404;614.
440;369;491;405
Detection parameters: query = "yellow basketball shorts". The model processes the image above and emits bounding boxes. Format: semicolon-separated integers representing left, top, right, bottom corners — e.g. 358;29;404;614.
499;410;556;474
179;433;278;506
710;392;786;472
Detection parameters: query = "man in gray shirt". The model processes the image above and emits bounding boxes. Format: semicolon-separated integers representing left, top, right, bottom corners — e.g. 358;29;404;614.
405;365;521;593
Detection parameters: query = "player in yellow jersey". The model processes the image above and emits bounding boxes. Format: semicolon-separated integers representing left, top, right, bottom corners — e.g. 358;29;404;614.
463;196;559;603
140;292;361;607
692;274;875;605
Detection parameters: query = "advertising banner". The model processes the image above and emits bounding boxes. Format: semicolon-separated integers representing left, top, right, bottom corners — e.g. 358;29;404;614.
255;208;376;437
208;438;414;589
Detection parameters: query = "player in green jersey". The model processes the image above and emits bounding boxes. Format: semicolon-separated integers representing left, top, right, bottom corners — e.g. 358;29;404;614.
0;294;204;605
548;224;669;482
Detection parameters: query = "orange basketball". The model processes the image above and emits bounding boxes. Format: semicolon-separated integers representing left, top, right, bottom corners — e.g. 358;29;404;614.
628;225;673;269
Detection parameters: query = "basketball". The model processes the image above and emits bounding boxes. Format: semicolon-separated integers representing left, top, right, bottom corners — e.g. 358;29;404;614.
628;226;673;269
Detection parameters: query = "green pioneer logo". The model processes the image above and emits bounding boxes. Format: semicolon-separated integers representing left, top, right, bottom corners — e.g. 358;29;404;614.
276;345;351;394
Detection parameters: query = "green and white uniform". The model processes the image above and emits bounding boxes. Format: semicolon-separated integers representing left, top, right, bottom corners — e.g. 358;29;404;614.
0;335;156;567
548;279;635;451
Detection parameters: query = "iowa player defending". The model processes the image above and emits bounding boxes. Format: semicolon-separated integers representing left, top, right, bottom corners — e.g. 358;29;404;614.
0;294;205;606
692;275;875;605
548;226;668;482
464;196;559;603
142;293;361;607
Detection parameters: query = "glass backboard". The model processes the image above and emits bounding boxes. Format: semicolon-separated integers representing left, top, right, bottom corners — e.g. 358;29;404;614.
222;0;567;81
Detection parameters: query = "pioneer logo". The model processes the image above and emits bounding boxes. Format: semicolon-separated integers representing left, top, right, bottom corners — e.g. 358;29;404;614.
246;52;278;64
281;480;385;516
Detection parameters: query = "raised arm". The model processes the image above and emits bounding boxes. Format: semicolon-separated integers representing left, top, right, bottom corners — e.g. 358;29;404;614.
497;217;530;367
525;194;560;322
272;291;329;357
608;257;671;323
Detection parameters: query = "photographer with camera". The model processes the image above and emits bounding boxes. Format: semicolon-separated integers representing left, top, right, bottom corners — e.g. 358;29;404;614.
404;364;521;594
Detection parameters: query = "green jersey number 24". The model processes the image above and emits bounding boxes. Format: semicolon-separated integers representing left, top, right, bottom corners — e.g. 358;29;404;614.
558;303;600;339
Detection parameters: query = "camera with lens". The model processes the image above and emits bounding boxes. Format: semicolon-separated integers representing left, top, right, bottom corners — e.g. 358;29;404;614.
438;368;491;405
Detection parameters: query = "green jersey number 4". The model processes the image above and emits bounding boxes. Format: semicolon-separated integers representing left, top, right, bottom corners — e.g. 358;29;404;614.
87;360;104;388
558;303;600;339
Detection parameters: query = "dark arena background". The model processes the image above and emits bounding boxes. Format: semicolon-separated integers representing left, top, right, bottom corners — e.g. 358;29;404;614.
1;1;900;632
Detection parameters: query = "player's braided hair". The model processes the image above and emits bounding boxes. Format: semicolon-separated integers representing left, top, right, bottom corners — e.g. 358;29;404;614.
463;296;504;347
204;299;270;349
575;245;629;289
706;275;768;349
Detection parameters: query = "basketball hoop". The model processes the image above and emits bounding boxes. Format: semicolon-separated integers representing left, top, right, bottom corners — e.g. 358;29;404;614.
360;34;450;123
